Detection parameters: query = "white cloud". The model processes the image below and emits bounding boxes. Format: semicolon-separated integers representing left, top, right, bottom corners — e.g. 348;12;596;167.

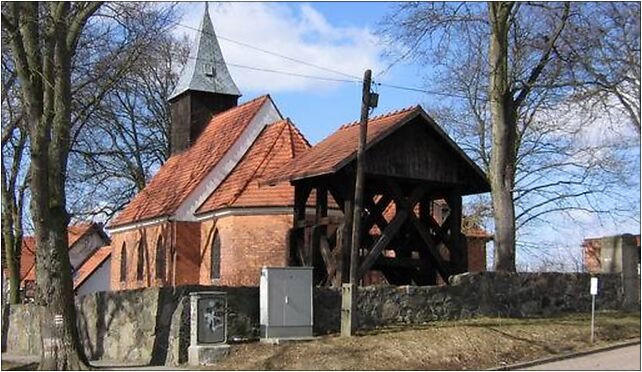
176;2;384;92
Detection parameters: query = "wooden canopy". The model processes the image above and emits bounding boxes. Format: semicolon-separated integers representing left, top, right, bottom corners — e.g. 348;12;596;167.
267;105;490;286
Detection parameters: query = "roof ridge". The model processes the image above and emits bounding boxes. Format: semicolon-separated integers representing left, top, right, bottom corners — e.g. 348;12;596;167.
285;118;312;150
338;105;420;130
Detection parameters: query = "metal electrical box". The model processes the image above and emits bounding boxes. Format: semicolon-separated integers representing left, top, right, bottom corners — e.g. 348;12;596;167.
260;267;313;339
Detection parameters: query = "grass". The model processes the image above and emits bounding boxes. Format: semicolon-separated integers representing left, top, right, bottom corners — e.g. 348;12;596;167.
2;311;639;370
206;311;640;370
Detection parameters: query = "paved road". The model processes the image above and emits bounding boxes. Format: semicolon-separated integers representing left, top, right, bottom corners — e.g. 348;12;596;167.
524;344;640;370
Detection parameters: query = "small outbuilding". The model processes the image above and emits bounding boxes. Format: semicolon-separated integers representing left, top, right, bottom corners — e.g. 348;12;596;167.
268;106;490;286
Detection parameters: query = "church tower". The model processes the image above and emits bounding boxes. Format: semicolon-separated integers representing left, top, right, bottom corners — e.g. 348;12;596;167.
168;4;241;154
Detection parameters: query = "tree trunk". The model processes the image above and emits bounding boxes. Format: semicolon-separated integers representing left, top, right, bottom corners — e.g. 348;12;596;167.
488;2;517;272
36;5;88;368
1;224;21;304
1;189;21;304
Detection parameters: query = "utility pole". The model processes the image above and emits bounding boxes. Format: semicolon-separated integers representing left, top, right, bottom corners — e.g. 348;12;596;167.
341;69;374;337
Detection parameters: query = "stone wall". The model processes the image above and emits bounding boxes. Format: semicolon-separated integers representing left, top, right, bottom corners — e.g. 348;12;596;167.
2;285;258;366
314;272;626;332
2;272;630;366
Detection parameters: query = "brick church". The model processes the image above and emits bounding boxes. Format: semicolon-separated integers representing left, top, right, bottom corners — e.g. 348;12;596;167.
107;5;490;290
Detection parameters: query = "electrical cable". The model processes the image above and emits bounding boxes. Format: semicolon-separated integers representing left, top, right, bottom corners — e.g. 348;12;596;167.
175;22;362;81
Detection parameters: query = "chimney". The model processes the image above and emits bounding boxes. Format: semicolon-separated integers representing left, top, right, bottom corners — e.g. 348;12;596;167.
168;3;241;154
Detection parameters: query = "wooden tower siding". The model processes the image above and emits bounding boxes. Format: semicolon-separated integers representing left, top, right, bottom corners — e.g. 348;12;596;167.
274;108;490;287
169;91;239;154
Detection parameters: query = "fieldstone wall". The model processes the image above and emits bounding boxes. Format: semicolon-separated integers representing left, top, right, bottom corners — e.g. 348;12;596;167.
2;272;630;366
2;285;258;366
314;272;626;332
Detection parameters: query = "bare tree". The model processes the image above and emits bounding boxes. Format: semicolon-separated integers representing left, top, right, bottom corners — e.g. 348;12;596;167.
1;2;177;368
1;47;29;304
560;2;641;133
380;2;640;271
67;34;188;222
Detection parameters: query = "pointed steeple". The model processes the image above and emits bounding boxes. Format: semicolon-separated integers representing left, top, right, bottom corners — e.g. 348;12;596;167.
168;3;242;155
169;3;241;101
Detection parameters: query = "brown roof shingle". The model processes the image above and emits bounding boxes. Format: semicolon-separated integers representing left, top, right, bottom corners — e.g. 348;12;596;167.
196;119;311;214
110;95;271;227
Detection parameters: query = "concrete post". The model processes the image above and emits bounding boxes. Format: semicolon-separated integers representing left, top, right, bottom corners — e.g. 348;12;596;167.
620;234;639;310
341;283;357;336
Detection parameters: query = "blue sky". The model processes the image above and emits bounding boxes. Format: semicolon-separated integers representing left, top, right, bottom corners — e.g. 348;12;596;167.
177;2;427;143
175;2;640;270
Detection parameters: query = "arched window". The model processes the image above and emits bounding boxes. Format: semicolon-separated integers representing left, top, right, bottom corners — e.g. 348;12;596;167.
155;235;165;280
210;230;221;280
119;243;127;282
136;239;145;281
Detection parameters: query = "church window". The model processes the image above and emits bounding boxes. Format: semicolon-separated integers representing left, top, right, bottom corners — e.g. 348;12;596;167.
155;236;165;280
210;230;221;280
119;243;127;282
136;239;145;281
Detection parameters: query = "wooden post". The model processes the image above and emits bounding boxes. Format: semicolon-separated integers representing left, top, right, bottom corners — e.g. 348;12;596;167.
314;186;328;283
291;184;311;266
342;69;372;337
447;194;466;274
350;69;372;284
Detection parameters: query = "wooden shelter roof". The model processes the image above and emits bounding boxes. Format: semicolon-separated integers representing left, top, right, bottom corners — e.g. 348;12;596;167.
267;105;490;195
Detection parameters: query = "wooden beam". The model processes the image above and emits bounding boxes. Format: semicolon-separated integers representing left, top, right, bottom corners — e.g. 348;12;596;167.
408;214;451;281
446;194;466;273
316;186;328;221
356;183;425;279
363;194;391;233
372;256;427;269
356;207;408;279
291;184;312;266
386;181;450;281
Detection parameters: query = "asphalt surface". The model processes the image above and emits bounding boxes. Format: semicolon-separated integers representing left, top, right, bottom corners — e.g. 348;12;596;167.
523;344;641;370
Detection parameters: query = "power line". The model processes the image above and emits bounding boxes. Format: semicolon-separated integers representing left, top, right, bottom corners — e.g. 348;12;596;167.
174;21;490;101
173;51;361;84
374;81;490;102
174;22;362;81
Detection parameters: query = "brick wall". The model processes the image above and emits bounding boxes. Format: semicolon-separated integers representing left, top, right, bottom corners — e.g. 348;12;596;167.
582;238;602;273
199;214;291;286
467;236;487;272
110;222;183;290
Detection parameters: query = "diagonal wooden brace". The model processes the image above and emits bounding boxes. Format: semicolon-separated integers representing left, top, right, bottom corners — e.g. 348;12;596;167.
356;183;426;279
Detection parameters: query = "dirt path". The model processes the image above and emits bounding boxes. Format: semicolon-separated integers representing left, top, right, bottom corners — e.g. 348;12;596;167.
208;312;640;370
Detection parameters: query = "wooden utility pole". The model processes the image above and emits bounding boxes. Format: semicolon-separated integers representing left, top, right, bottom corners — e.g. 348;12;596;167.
341;69;373;337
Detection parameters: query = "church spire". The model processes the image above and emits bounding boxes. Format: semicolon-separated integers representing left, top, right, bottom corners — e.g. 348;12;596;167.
169;3;241;101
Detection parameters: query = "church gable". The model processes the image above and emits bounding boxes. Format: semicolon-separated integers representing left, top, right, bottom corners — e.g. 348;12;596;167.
110;95;274;228
196;119;311;215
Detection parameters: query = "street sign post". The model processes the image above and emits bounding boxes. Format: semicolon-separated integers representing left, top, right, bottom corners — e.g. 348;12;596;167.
590;277;598;344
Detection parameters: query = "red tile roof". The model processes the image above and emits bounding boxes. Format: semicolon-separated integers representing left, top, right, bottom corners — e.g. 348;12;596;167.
110;95;271;227
267;106;420;183
73;245;111;290
266;105;489;195
196;119;311;214
20;223;105;283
